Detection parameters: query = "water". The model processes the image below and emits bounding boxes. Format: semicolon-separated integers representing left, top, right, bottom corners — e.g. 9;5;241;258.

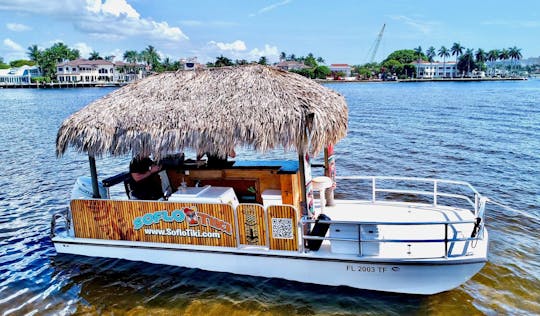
0;81;538;315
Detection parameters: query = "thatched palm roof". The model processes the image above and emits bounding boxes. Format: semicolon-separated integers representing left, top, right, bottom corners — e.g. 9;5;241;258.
56;64;348;159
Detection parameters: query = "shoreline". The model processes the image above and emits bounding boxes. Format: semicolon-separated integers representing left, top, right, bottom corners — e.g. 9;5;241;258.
317;77;529;84
0;82;128;89
0;77;530;89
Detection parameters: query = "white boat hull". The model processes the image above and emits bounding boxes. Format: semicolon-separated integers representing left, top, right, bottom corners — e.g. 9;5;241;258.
53;235;487;295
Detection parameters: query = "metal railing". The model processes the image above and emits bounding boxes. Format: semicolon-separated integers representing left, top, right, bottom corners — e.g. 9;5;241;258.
300;217;484;258
336;176;485;217
300;176;487;258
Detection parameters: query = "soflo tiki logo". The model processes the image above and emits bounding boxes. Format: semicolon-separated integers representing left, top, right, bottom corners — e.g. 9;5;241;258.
133;207;233;235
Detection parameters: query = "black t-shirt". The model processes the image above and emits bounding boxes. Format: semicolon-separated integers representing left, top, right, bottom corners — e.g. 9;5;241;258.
129;157;163;200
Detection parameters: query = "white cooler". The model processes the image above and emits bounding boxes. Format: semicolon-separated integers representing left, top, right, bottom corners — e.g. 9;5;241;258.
261;189;282;207
169;185;239;209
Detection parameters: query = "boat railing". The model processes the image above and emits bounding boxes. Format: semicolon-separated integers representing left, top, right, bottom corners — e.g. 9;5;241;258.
300;217;484;258
336;175;486;218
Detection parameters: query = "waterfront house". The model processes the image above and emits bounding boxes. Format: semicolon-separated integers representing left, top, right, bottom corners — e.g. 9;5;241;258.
411;61;458;78
0;65;42;85
275;60;310;71
329;64;352;77
56;59;146;84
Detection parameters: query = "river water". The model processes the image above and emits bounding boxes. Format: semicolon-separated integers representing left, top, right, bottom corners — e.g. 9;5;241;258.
0;80;538;315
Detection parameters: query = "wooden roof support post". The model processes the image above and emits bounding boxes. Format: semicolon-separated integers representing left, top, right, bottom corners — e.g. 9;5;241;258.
88;154;101;198
324;146;336;206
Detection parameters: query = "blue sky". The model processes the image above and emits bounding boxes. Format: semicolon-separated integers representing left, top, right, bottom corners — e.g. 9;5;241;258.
1;0;539;65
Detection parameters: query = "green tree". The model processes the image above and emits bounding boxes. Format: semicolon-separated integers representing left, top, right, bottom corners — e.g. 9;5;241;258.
214;55;233;67
313;65;331;79
304;53;317;67
475;49;486;72
9;59;36;67
487;49;500;75
382;59;404;77
235;59;249;65
508;46;522;75
27;44;41;62
279;51;286;61
383;49;421;64
451;42;464;76
457;49;475;75
38;42;80;80
438;46;450;78
413;46;424;78
316;57;325;64
123;50;139;63
141;45;161;70
291;67;315;78
258;56;267;65
89;51;102;60
0;56;9;69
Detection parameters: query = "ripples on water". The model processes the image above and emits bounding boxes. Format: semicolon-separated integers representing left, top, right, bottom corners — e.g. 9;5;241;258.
0;82;538;315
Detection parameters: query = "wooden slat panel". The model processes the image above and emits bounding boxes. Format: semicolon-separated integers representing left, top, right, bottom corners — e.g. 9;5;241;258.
236;204;266;246
267;205;298;251
70;199;236;247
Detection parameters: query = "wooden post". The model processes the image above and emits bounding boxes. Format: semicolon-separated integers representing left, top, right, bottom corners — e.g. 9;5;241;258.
324;146;336;206
88;154;101;198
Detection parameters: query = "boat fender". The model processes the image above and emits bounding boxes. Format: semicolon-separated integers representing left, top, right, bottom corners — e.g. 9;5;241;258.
306;214;331;251
470;217;481;238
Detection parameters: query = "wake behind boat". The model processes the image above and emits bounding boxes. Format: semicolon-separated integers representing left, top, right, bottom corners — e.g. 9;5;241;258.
51;65;488;295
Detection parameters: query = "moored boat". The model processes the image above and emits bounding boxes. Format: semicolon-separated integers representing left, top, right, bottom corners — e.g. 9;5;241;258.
51;65;488;294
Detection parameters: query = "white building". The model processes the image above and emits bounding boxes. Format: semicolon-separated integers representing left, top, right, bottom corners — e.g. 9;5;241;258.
56;59;146;83
411;61;458;78
329;64;352;77
275;60;310;71
0;65;42;84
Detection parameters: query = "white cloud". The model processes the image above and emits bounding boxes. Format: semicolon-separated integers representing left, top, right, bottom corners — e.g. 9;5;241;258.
73;42;93;58
249;44;279;59
0;0;188;43
250;0;291;17
388;15;437;34
209;40;247;52
6;23;31;31
86;0;139;18
3;38;24;51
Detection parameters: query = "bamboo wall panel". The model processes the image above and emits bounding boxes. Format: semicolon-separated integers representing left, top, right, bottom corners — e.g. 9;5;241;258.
70;199;236;247
236;204;266;246
267;205;298;251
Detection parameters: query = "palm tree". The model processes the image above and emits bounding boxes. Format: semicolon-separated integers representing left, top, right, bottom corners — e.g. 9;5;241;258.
89;51;102;60
141;45;161;70
487;49;499;76
279;51;286;61
499;48;510;76
27;44;41;63
463;48;474;75
426;46;436;78
214;55;233;67
508;46;522;75
451;42;464;77
316;57;325;64
413;46;423;78
438;46;450;78
123;50;139;64
475;49;486;74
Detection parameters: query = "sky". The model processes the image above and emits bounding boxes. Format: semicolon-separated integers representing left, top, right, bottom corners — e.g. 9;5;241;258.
1;0;539;65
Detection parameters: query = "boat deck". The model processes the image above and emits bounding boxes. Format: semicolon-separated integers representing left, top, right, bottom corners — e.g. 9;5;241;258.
307;199;480;260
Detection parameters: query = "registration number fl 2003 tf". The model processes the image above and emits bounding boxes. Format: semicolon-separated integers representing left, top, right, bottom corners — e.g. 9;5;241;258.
346;265;400;273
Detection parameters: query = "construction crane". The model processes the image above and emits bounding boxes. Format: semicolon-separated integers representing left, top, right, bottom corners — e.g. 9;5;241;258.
366;24;386;64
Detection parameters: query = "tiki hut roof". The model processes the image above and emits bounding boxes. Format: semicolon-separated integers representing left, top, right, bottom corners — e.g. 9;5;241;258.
56;64;348;159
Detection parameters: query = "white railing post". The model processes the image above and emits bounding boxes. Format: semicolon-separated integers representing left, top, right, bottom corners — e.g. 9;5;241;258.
371;177;376;202
474;194;478;217
433;180;438;206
